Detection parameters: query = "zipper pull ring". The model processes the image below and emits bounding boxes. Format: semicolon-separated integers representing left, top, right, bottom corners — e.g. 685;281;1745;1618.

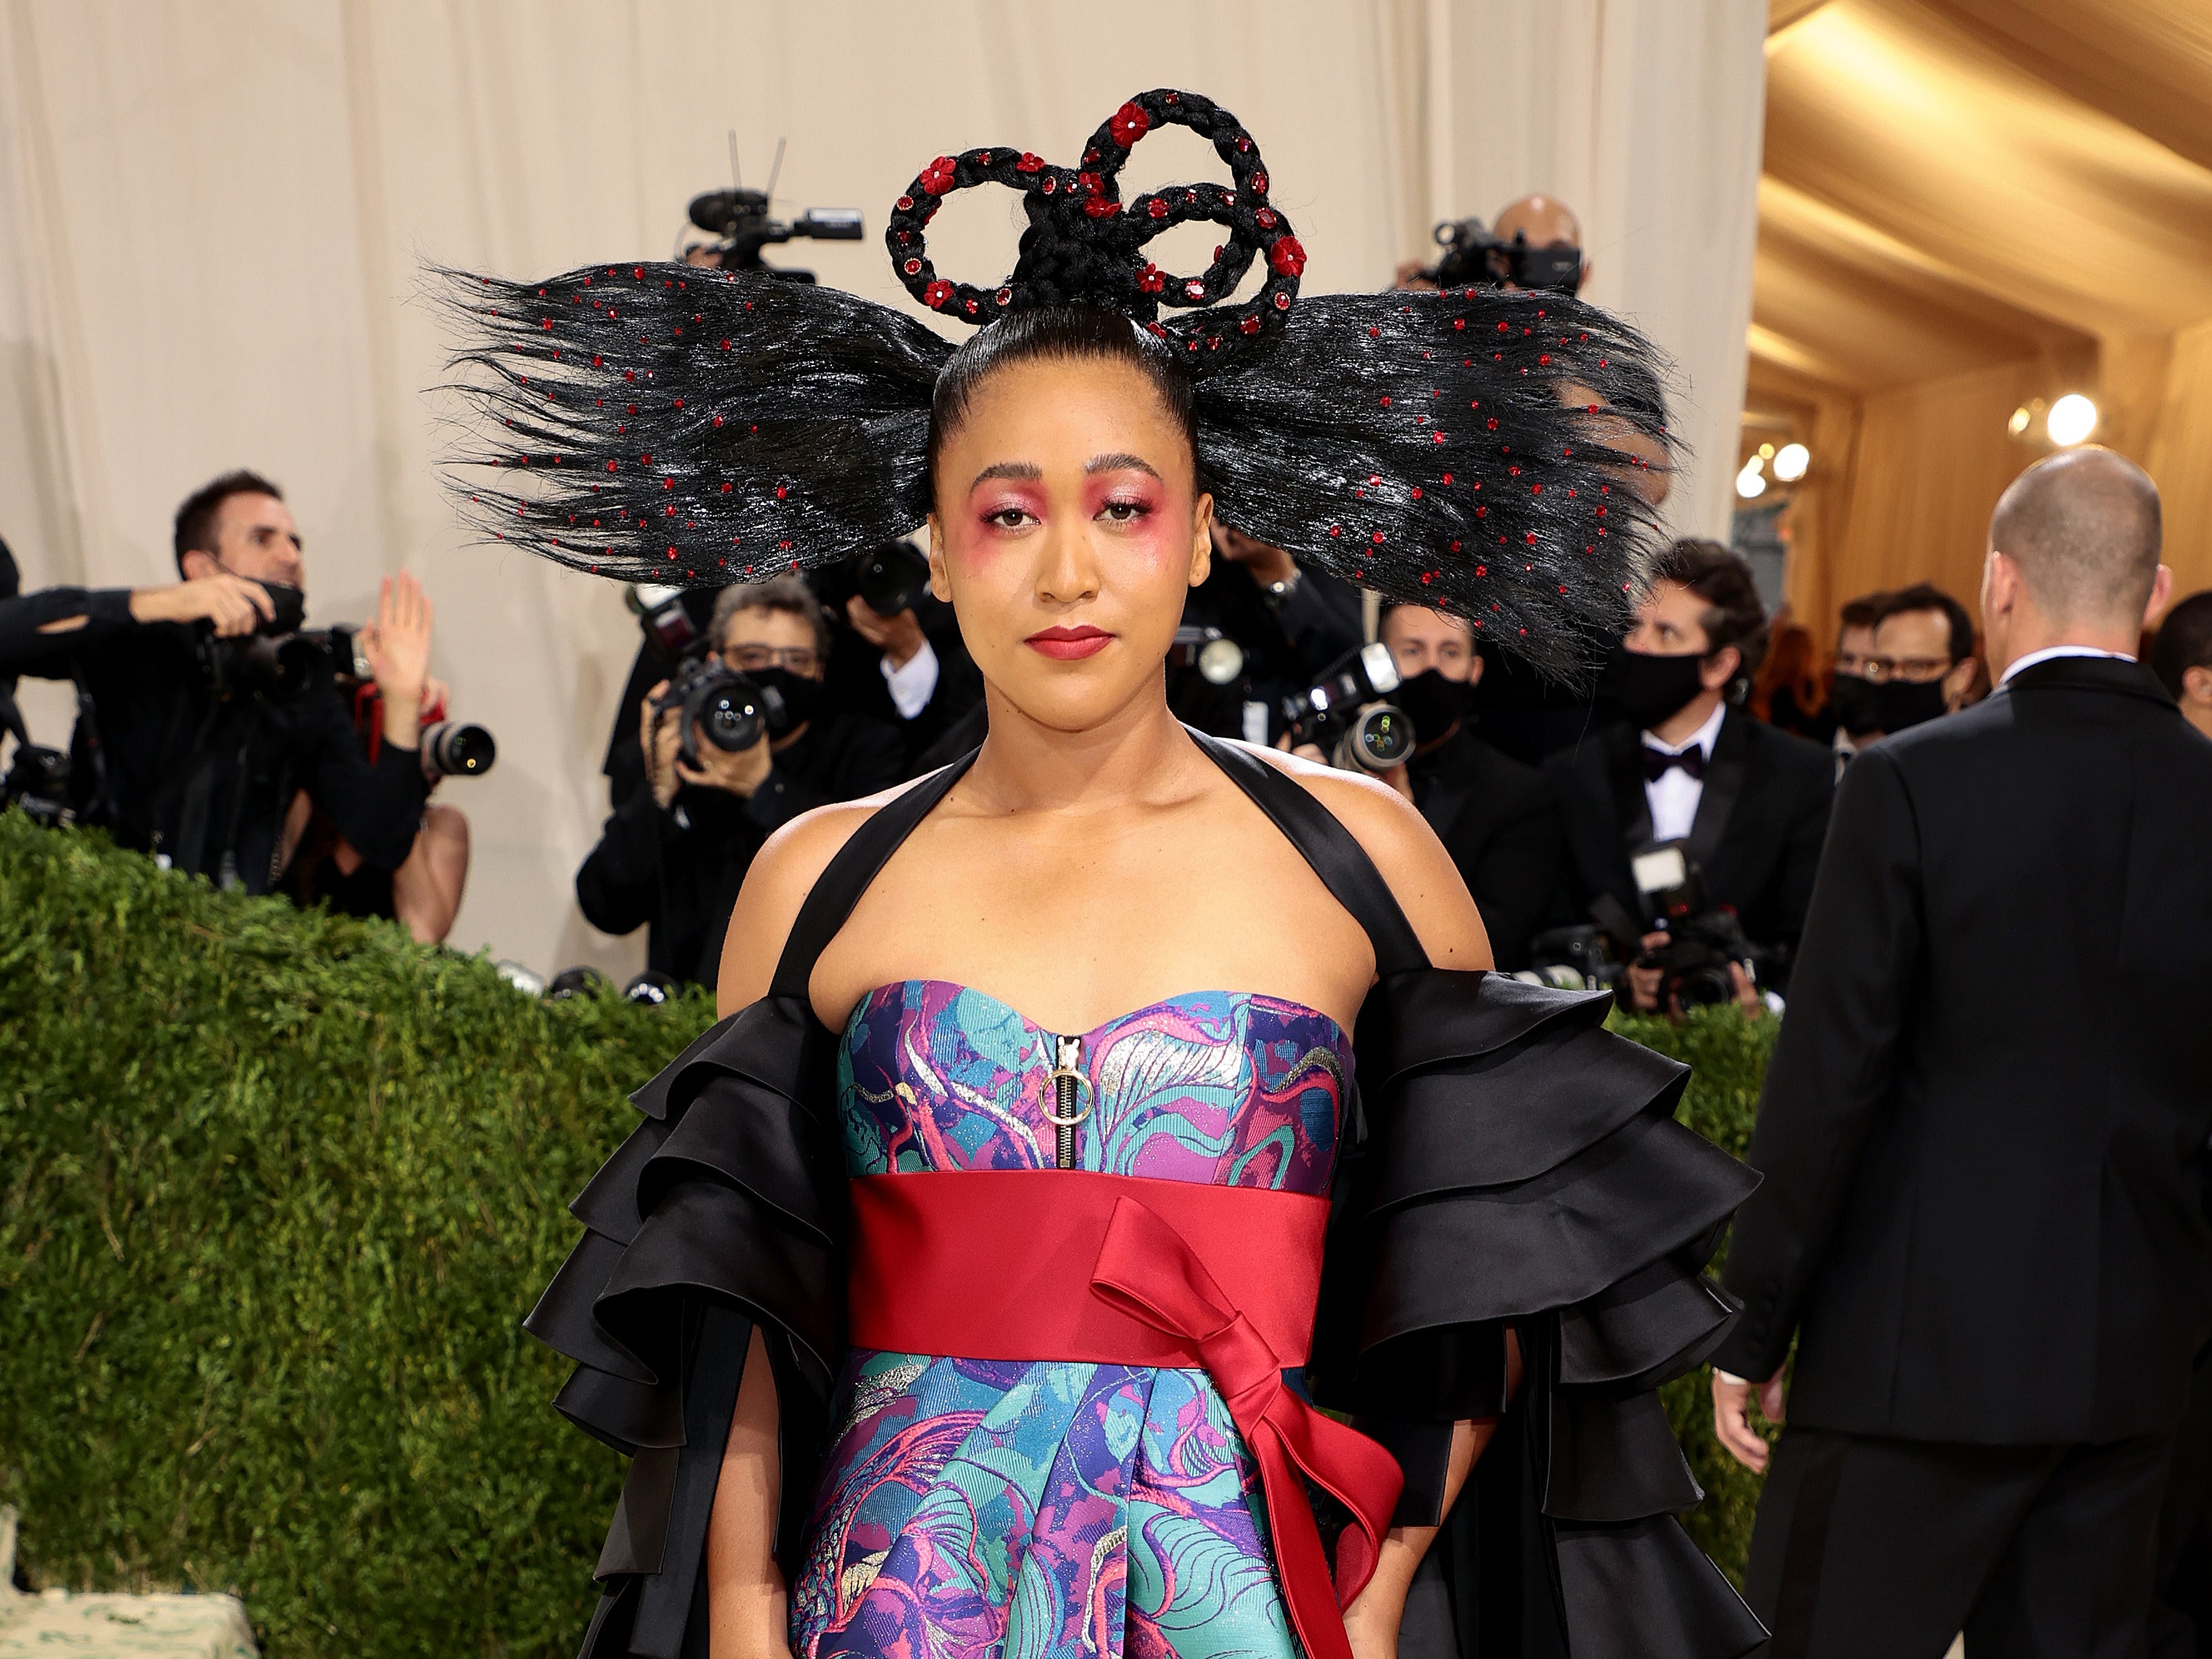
1041;1033;1091;1169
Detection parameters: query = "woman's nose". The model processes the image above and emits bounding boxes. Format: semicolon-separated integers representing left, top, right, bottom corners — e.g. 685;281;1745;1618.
1035;523;1100;607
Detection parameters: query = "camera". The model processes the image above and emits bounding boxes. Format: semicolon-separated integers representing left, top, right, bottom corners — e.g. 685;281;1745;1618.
2;740;71;826
684;185;862;283
1421;218;1583;295
1518;923;1625;992
322;625;497;780
651;653;788;767
1629;842;1779;1010
852;540;930;619
1281;643;1412;772
1169;625;1246;687
194;582;314;698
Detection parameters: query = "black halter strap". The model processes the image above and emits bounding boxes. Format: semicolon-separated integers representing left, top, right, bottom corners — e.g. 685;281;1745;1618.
1187;729;1429;977
766;752;980;1001
765;730;1430;1005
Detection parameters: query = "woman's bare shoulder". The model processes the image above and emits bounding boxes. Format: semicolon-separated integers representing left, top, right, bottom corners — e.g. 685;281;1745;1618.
713;772;942;1013
1218;740;1492;971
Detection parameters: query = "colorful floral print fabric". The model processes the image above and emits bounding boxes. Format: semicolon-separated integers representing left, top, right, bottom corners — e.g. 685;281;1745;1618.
790;981;1351;1659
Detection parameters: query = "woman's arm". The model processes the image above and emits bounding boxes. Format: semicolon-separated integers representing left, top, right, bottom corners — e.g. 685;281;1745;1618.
702;800;880;1659
1341;1333;1525;1659
1274;754;1506;1658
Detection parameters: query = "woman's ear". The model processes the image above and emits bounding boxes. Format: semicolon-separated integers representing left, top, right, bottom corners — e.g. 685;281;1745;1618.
927;513;952;603
1189;493;1215;589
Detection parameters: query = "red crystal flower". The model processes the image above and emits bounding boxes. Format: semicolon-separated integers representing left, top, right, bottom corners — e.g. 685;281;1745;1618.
923;278;954;309
1110;101;1150;147
1016;152;1044;174
919;156;957;196
1083;195;1120;220
1267;236;1307;278
1137;263;1166;295
1077;171;1103;196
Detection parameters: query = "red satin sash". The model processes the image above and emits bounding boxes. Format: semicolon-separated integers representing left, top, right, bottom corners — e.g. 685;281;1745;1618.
846;1170;1404;1659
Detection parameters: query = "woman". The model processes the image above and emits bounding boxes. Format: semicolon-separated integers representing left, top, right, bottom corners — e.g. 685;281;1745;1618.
465;92;1761;1659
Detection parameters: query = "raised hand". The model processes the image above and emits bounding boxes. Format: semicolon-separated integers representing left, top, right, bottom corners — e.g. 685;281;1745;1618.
360;573;434;746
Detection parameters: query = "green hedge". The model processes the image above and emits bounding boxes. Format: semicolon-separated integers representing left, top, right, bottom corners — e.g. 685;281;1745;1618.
0;815;1773;1654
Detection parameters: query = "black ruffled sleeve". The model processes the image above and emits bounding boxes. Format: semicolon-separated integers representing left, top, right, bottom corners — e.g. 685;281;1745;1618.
1314;969;1766;1659
524;995;844;1659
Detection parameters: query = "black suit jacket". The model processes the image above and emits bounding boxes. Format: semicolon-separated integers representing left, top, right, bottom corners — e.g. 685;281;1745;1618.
1546;704;1834;964
1714;657;2212;1443
1407;724;1563;970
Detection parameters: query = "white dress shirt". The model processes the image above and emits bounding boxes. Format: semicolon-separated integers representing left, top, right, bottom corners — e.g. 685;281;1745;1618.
1642;700;1726;843
1996;644;2134;688
878;636;941;720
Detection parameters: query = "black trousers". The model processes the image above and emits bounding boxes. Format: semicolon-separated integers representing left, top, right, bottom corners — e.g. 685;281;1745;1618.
1744;1424;2172;1659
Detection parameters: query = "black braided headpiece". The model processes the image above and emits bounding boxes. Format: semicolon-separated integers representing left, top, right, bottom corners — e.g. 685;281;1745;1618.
885;91;1301;367
437;89;1679;680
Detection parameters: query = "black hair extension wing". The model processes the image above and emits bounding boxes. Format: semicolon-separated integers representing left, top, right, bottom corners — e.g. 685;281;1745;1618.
1196;285;1679;684
430;262;951;586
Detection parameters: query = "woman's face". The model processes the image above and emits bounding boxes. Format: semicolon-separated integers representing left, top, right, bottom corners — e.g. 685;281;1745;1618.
927;356;1212;733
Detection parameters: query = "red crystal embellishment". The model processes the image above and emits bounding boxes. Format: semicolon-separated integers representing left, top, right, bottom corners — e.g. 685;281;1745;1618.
1267;236;1307;278
1110;101;1150;146
923;279;953;309
920;156;957;196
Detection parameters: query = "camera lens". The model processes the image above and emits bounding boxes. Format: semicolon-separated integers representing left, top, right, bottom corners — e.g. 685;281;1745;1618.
1350;704;1414;770
698;683;764;752
424;721;497;777
1674;966;1738;1009
1196;636;1245;686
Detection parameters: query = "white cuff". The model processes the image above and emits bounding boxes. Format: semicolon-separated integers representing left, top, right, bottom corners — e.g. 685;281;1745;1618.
879;635;940;720
1712;1368;1750;1386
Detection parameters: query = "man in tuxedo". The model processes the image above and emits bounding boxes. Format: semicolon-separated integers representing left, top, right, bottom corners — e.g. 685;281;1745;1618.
1547;538;1834;1002
1710;447;2212;1657
1375;600;1562;969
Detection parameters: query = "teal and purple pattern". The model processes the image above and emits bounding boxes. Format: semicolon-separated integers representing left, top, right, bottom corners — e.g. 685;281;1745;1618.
790;982;1350;1659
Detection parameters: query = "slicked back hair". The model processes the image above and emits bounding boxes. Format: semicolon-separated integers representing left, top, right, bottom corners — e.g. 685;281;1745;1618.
1989;448;2162;624
174;469;284;575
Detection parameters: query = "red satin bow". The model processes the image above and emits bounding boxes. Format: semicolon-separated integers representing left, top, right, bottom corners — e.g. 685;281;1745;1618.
1090;1195;1404;1659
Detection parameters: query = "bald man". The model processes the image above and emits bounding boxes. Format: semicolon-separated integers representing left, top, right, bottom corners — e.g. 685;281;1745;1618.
1707;447;2212;1657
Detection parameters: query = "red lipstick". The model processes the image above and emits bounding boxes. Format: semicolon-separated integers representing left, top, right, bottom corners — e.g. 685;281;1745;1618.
1026;624;1113;661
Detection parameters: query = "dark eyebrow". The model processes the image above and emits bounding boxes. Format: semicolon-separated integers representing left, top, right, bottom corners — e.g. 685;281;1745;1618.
1086;452;1160;479
969;460;1042;491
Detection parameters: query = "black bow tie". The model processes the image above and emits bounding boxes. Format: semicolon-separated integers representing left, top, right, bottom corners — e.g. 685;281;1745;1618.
1642;745;1707;783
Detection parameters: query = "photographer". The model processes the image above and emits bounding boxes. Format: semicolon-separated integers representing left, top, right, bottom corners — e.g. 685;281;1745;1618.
0;470;430;892
1827;582;1979;752
811;539;984;769
1375;600;1562;969
1171;524;1364;741
577;575;905;987
1548;538;1833;1011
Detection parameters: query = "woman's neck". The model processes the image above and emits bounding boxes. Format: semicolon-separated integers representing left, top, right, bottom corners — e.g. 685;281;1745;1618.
960;685;1204;817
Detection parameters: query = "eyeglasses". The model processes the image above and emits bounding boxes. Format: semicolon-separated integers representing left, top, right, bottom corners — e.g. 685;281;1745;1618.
1859;654;1955;685
723;644;823;675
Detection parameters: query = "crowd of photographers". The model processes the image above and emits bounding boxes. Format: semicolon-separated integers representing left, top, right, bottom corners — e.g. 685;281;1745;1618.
7;189;2212;1032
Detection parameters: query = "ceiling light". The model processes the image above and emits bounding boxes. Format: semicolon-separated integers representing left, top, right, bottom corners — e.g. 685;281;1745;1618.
2046;393;2097;447
2007;405;2032;437
1772;443;1809;482
1758;442;1775;460
1735;461;1767;500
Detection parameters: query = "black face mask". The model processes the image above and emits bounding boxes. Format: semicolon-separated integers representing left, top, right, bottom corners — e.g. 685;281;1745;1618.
255;582;307;636
1608;646;1709;731
1827;674;1884;737
749;665;820;735
1393;668;1473;746
1866;678;1949;736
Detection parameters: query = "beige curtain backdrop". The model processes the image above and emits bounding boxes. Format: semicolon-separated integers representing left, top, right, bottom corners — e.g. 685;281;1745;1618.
0;0;1766;976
